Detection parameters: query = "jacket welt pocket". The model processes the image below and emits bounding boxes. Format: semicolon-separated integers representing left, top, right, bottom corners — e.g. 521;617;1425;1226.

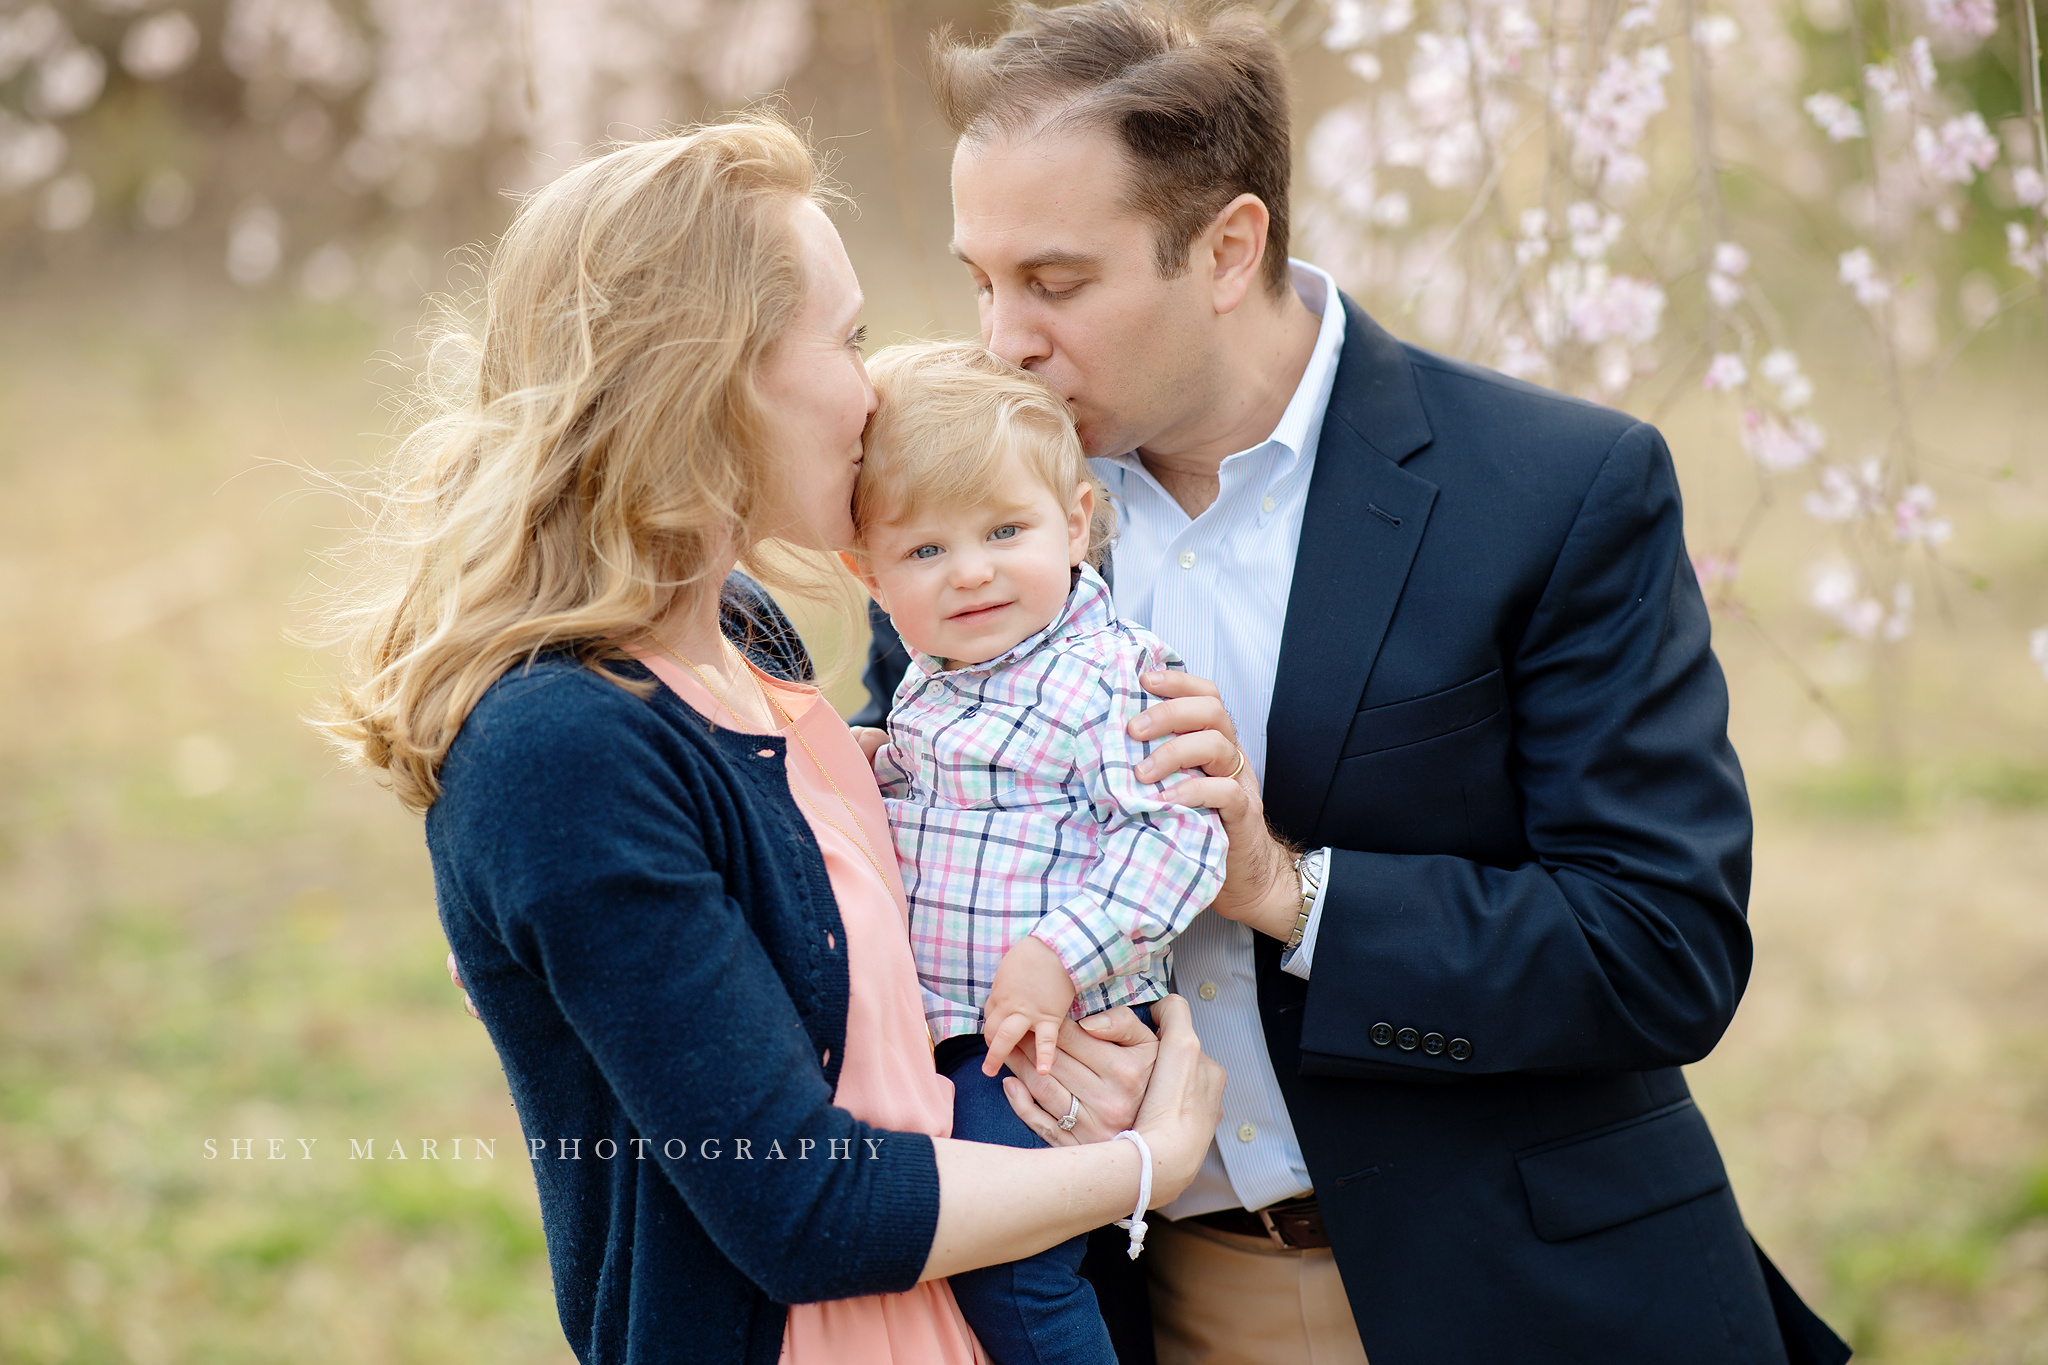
1515;1098;1729;1243
1341;669;1505;759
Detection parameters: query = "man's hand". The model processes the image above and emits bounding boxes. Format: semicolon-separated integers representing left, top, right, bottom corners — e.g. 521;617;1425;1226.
981;936;1077;1077
1130;669;1302;943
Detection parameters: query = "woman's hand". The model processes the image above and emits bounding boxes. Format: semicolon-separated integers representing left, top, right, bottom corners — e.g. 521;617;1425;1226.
1127;995;1225;1205
446;951;480;1020
1000;1006;1158;1145
1131;669;1302;944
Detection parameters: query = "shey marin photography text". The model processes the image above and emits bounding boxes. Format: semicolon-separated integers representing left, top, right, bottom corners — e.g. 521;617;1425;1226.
199;1135;897;1162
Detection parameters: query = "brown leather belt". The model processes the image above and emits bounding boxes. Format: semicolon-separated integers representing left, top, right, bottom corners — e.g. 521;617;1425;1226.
1183;1196;1328;1249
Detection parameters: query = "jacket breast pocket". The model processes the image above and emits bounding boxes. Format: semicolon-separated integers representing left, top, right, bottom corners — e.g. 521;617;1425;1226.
1342;669;1505;758
1514;1098;1729;1242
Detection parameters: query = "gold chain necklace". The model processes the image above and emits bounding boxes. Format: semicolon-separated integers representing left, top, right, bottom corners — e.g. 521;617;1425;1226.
650;633;894;897
650;633;761;732
745;665;895;896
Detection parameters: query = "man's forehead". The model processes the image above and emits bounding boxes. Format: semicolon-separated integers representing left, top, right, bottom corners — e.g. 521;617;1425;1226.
949;127;1145;268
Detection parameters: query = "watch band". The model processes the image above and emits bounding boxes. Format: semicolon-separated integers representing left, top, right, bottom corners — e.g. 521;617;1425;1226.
1285;848;1327;953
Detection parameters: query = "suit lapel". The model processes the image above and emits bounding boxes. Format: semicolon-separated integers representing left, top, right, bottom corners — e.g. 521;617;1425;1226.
1263;297;1439;845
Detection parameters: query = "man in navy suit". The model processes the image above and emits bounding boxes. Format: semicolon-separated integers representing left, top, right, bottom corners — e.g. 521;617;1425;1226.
852;2;1852;1361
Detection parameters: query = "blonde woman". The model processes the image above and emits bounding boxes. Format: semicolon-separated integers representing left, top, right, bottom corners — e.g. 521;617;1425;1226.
326;116;1234;1365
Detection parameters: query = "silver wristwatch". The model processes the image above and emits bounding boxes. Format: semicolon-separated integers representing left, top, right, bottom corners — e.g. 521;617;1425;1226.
1286;848;1328;953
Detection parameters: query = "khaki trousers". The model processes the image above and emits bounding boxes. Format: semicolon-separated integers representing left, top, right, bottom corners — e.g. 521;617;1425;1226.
1146;1216;1370;1365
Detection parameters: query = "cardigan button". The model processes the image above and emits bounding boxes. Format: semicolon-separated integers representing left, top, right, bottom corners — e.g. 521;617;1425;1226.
756;748;775;759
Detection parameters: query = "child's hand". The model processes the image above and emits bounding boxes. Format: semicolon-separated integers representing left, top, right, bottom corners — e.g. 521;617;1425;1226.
981;936;1077;1078
850;726;889;765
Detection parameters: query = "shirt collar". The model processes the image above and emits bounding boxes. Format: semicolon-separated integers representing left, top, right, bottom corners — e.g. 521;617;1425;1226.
1099;259;1348;487
906;560;1116;678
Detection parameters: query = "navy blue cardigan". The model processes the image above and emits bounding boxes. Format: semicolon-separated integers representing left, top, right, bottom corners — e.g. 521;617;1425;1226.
426;626;942;1364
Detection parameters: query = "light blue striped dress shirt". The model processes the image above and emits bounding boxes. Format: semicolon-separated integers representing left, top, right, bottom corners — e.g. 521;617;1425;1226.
1088;260;1343;1217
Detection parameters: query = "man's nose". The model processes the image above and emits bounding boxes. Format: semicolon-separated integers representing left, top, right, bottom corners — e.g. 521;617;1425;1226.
983;289;1050;370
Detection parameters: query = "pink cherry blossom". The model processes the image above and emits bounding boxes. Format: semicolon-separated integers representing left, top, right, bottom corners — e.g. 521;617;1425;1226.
2015;167;2047;208
1704;352;1748;390
1742;410;1823;472
1809;561;1885;640
1805;91;1866;141
1804;462;1884;523
1892;484;1953;546
1914;113;1999;186
2007;223;2045;278
1838;247;1892;307
1924;0;1997;38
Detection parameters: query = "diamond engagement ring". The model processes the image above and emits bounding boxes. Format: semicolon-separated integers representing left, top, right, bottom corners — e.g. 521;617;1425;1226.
1058;1094;1081;1132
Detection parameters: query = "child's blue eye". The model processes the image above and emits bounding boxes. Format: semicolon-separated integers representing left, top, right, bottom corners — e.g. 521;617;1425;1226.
912;544;943;560
990;525;1020;541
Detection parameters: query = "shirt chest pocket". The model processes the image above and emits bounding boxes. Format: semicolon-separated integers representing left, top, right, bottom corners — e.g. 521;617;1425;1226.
916;700;1055;811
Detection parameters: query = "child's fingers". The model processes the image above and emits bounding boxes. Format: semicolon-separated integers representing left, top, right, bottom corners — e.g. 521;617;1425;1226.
1033;1020;1060;1075
982;1014;1030;1077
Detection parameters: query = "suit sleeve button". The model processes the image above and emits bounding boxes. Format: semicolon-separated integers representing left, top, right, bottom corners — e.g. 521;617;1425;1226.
1448;1038;1472;1062
1395;1027;1419;1051
1422;1032;1445;1055
1370;1022;1394;1047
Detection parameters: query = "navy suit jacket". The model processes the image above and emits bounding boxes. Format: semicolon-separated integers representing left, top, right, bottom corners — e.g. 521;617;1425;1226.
858;298;1849;1364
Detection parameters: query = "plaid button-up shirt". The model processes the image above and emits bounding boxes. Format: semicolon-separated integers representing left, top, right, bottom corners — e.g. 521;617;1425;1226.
876;563;1227;1043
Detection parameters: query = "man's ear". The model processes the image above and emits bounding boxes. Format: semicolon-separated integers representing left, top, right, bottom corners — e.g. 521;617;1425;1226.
1205;193;1270;316
839;550;887;607
1067;482;1097;567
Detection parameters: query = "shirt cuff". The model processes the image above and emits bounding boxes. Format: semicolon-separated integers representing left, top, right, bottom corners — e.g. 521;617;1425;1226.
1278;848;1334;980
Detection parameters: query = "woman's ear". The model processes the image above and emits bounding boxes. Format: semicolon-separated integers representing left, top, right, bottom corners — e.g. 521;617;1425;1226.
1067;482;1097;567
839;549;887;607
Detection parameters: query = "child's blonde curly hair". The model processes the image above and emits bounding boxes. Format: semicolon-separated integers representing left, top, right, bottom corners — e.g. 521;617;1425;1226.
854;341;1113;565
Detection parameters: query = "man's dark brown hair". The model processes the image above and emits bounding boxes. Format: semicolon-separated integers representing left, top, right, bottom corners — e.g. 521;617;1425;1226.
931;0;1294;299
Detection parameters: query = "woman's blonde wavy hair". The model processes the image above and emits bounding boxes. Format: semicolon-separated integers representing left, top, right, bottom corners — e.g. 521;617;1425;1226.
321;114;839;812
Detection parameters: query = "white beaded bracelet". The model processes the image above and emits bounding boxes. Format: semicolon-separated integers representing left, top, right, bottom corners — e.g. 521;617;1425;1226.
1112;1129;1153;1260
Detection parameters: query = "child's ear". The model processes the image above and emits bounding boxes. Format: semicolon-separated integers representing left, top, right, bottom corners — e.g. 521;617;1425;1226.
838;550;887;607
1067;482;1096;567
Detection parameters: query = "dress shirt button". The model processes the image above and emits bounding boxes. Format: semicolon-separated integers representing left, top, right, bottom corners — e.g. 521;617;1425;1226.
1449;1038;1473;1062
1198;981;1218;1001
1236;1123;1257;1143
1370;1022;1393;1047
1422;1032;1445;1055
1261;496;1276;513
1179;549;1197;569
1395;1027;1419;1051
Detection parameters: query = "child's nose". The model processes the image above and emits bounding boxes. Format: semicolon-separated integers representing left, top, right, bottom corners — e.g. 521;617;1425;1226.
950;551;995;588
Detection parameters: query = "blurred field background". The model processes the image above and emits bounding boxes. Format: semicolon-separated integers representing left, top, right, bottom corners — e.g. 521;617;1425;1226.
2;0;2046;1361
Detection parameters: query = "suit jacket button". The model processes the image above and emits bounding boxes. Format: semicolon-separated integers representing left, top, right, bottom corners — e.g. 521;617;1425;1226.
1422;1032;1445;1055
1395;1027;1419;1051
1448;1038;1472;1062
1370;1022;1394;1047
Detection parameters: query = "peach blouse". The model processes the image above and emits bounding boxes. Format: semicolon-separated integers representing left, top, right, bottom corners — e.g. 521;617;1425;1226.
642;652;983;1365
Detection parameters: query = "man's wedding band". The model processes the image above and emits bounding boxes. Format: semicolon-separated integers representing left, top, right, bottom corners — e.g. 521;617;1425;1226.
1058;1095;1081;1131
1222;747;1246;780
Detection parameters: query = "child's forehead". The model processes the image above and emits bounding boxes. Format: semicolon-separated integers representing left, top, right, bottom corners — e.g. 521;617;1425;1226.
862;454;1068;537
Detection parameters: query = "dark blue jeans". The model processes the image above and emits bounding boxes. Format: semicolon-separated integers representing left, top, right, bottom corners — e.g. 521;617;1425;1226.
937;1023;1136;1365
